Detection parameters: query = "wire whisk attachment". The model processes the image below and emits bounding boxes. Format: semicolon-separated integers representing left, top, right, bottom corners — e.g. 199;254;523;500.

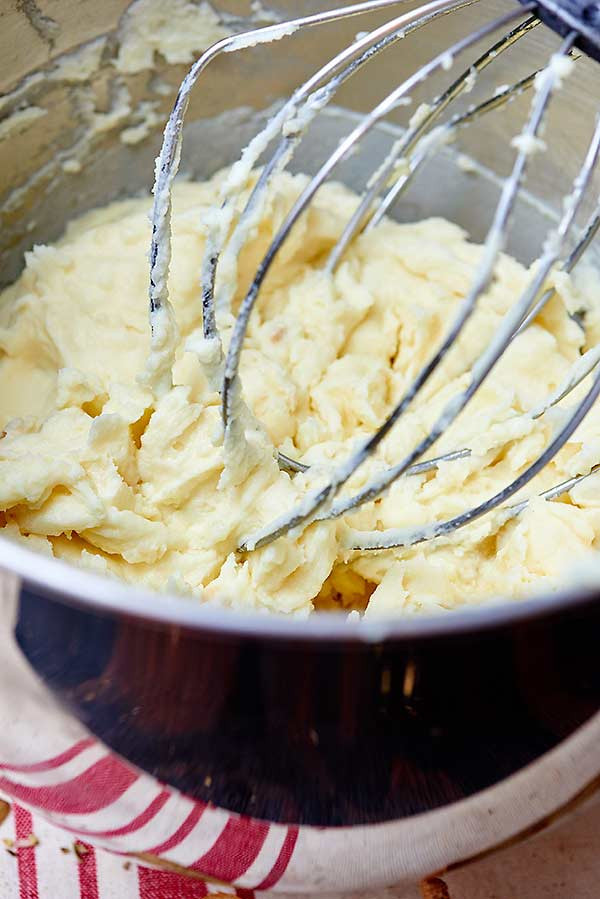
148;0;600;557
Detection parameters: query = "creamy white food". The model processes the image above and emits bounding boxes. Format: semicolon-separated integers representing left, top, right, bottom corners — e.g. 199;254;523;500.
1;170;600;616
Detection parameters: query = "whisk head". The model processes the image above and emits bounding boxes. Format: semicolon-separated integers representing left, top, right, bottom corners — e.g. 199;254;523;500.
148;0;600;558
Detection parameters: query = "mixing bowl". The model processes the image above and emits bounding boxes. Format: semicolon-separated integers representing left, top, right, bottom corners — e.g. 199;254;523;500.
1;0;600;890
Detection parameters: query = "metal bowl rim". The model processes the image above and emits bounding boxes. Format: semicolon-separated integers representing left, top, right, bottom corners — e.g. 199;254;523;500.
2;531;598;641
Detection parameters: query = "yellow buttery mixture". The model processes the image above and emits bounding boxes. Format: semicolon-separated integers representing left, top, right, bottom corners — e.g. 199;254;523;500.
1;170;600;616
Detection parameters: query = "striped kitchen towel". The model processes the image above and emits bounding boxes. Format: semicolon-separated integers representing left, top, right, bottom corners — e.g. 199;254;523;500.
0;795;250;899
0;729;298;894
0;609;299;895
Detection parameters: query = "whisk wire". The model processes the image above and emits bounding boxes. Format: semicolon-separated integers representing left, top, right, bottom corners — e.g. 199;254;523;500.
516;204;600;333
222;3;536;431
149;0;420;344
242;16;588;553
202;1;470;342
345;84;600;550
326;14;540;272
346;368;600;549
368;64;542;226
149;0;600;560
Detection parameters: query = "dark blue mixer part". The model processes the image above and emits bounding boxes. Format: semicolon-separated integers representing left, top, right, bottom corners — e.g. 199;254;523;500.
520;0;600;60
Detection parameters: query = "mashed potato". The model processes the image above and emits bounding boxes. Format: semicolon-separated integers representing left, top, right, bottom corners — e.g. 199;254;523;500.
1;170;600;616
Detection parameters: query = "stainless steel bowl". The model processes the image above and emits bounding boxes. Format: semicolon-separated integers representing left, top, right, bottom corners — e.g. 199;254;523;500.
1;0;600;890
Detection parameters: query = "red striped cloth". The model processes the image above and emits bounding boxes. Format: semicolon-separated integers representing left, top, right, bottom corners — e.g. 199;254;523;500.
0;603;299;895
0;733;298;893
0;797;254;899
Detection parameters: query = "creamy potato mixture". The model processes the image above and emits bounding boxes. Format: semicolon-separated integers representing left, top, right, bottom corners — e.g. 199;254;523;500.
1;170;600;616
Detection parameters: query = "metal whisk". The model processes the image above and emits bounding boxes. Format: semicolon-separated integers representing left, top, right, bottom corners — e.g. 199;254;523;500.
148;0;600;556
